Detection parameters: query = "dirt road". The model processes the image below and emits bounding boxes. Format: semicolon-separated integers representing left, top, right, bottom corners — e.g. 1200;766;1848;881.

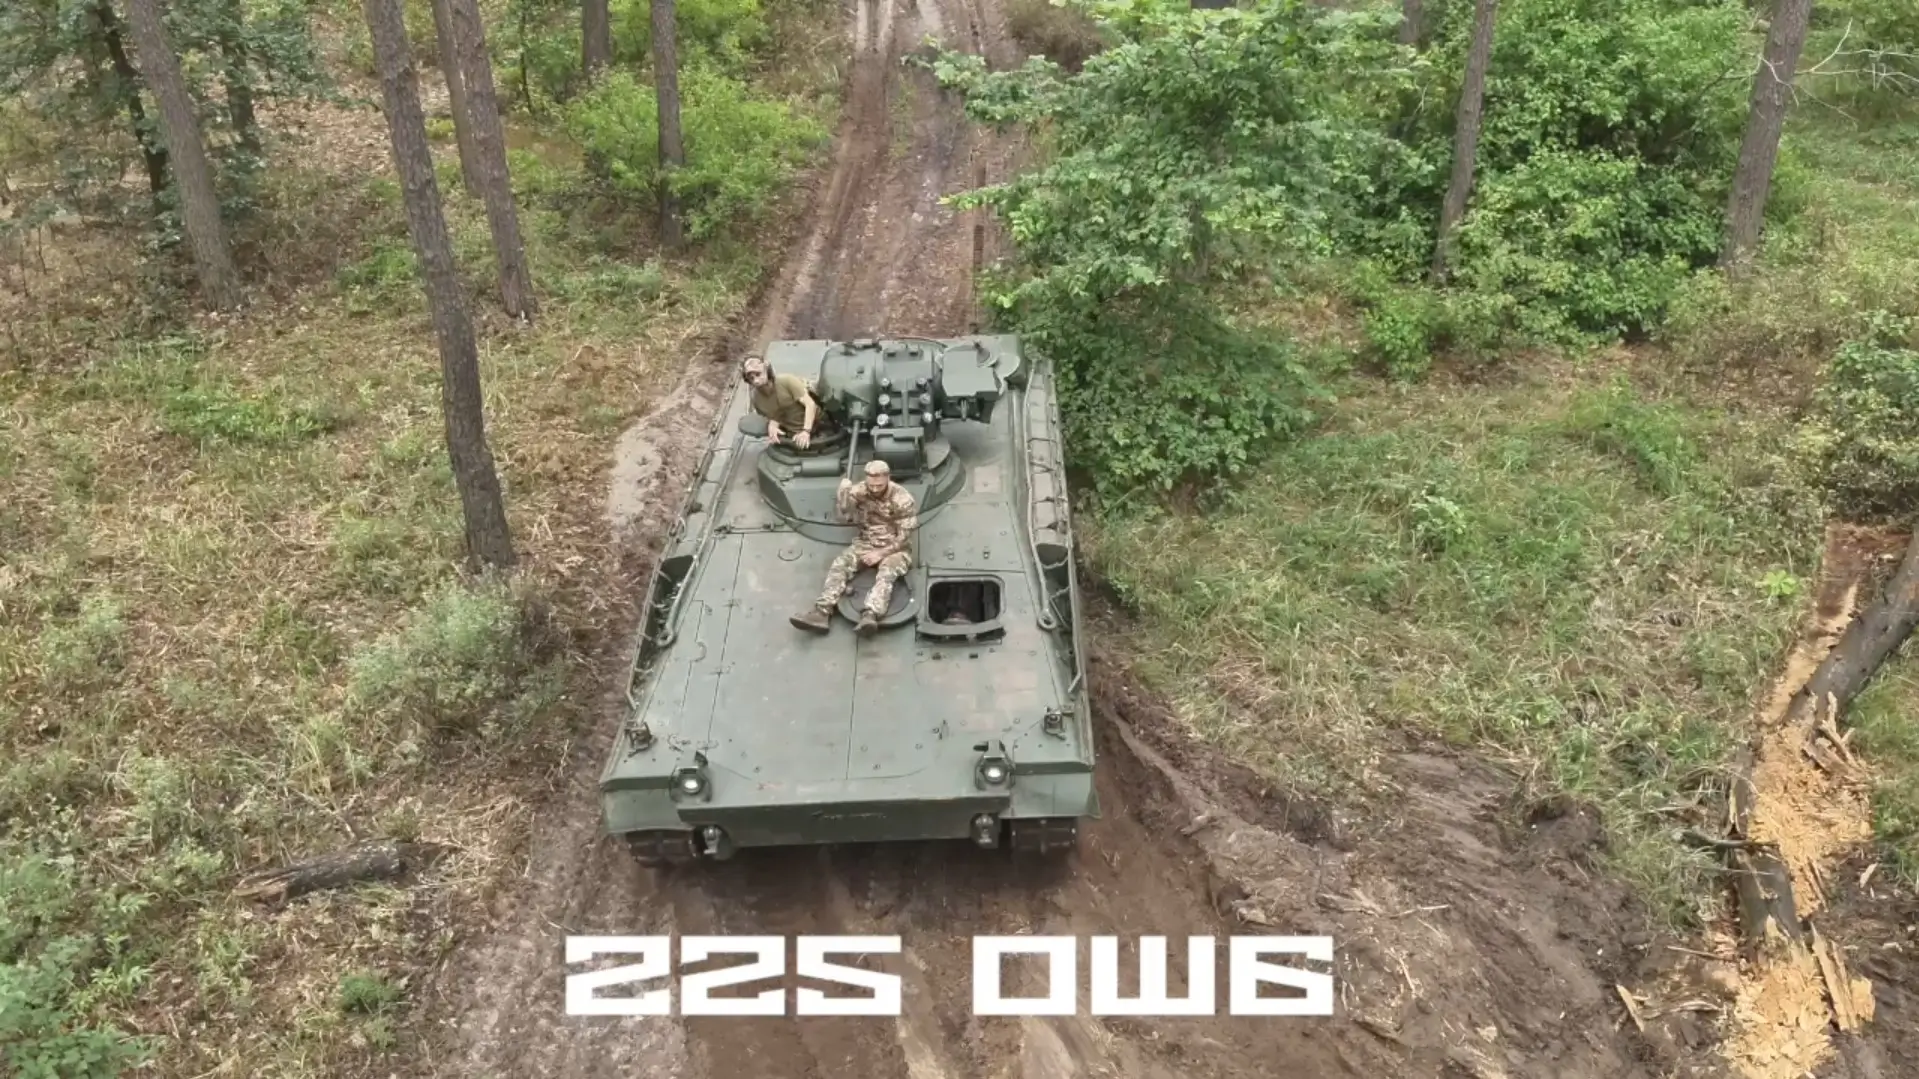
420;0;1736;1075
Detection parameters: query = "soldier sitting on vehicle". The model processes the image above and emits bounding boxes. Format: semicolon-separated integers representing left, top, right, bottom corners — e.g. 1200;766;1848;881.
791;459;919;637
740;354;822;449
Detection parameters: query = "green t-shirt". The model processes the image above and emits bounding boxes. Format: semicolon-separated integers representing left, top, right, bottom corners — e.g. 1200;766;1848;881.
752;372;812;429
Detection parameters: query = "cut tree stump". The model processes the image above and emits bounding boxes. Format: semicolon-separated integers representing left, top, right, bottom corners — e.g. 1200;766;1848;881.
235;840;451;903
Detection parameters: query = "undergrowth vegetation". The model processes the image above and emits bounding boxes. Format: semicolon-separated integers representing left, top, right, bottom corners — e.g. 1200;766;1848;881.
946;0;1919;494
960;0;1919;912
0;0;840;1073
563;64;827;240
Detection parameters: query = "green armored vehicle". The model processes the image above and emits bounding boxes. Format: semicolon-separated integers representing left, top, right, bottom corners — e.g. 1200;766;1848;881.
599;335;1097;865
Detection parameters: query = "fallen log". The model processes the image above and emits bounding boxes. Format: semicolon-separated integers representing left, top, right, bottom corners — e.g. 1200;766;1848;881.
1717;526;1919;956
235;840;451;904
1783;527;1919;738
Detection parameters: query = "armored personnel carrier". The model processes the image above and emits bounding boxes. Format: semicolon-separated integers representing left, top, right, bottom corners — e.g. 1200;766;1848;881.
599;335;1097;865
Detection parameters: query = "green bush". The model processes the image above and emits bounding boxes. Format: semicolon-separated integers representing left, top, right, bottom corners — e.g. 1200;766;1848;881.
1348;0;1757;344
1345;259;1506;377
1447;149;1720;345
931;1;1394;494
0;849;151;1079
1033;291;1322;494
495;0;772;107
345;576;534;736
1795;312;1919;521
562;66;826;239
610;0;770;65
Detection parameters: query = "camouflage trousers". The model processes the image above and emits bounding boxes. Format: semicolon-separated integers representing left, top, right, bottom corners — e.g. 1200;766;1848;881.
817;546;911;615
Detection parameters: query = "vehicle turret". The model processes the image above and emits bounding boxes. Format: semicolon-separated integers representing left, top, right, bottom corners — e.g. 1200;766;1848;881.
741;337;1015;526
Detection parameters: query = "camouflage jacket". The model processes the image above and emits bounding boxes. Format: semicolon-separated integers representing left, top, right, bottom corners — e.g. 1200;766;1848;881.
837;478;919;553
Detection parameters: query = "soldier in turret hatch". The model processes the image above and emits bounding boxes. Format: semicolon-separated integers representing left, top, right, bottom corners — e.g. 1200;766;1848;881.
740;354;821;449
791;459;919;637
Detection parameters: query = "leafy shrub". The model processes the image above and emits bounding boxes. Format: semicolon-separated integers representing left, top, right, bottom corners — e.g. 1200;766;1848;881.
563;66;827;239
496;0;771;106
1447;149;1720;345
932;1;1397;493
610;0;770;65
1344;259;1506;377
1794;312;1919;521
345;576;535;737
0;849;150;1079
1346;0;1757;344
1034;290;1322;493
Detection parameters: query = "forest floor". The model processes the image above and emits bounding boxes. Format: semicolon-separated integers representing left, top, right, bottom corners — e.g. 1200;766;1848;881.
3;1;1918;1078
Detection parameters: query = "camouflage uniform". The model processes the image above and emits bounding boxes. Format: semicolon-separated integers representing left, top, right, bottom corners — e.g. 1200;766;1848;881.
791;460;918;635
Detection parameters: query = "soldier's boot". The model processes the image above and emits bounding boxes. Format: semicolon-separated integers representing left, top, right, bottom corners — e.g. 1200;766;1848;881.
790;605;833;633
856;611;880;636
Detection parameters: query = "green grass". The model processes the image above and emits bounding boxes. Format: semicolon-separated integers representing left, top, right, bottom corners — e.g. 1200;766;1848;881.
1849;654;1919;887
1086;370;1819;925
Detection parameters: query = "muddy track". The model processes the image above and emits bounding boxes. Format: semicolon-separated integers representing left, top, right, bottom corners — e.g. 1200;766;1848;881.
422;0;1742;1075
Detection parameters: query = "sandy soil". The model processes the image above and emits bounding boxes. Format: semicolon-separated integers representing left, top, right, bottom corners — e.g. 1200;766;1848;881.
409;2;1904;1077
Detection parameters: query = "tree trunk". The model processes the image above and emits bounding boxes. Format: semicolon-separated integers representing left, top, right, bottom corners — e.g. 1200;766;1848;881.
94;1;170;200
360;0;518;573
1788;529;1919;726
1398;0;1424;46
235;840;451;904
1721;0;1814;273
579;0;613;177
122;0;241;310
1433;0;1497;280
218;0;260;157
652;0;685;248
447;0;539;320
428;0;482;193
582;0;612;78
